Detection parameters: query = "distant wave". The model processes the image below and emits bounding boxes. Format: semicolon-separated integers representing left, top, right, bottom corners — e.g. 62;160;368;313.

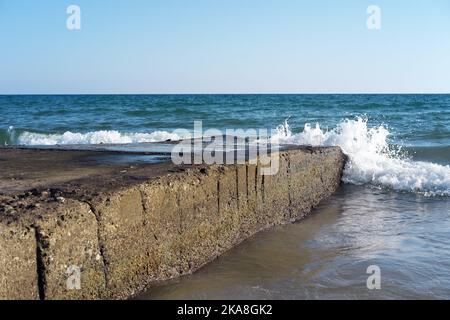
4;128;185;145
271;118;450;197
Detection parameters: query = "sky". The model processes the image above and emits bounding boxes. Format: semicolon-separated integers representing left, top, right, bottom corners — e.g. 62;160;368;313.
0;0;449;94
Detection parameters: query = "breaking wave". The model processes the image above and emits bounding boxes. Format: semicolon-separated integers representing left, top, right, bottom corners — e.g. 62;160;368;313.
11;129;185;145
4;117;450;196
271;117;450;197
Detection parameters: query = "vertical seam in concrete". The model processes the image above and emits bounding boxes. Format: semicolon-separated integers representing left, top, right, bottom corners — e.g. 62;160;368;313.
140;189;160;253
83;200;109;289
217;179;220;215
245;164;249;204
287;154;293;219
254;165;258;197
34;226;46;300
177;193;182;235
235;166;239;209
261;174;265;204
139;189;148;226
176;188;184;274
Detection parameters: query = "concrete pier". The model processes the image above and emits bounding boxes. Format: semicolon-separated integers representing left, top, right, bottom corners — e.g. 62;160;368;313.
0;146;346;299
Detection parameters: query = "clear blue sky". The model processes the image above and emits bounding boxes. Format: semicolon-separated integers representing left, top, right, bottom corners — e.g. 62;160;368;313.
1;0;449;94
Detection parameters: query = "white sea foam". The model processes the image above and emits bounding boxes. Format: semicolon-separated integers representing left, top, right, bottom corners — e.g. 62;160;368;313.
17;130;185;145
12;118;450;196
271;118;450;197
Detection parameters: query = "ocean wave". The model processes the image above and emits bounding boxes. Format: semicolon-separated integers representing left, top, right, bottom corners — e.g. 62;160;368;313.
271;118;450;197
4;118;450;197
11;129;185;145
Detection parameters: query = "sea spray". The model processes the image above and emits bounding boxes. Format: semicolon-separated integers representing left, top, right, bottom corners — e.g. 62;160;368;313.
271;117;450;197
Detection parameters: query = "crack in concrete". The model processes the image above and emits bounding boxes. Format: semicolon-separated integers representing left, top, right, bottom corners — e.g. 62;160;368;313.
34;226;47;300
177;193;183;235
261;174;265;204
139;189;148;226
82;200;109;290
235;166;239;209
254;165;258;197
287;154;293;219
140;188;159;245
217;180;220;215
245;165;249;204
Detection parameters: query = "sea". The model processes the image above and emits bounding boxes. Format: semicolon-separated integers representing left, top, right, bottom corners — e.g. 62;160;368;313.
1;94;449;299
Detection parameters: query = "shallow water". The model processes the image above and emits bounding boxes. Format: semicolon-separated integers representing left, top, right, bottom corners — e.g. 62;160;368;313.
138;185;450;300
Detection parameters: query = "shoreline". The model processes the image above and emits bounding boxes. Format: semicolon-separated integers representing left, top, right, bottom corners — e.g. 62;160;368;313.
0;145;346;299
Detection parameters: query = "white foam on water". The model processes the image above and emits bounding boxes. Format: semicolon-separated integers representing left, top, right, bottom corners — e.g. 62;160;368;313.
11;118;450;196
16;130;185;145
271;118;450;197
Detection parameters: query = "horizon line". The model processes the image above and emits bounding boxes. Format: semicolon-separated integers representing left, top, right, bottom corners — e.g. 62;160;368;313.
1;92;450;96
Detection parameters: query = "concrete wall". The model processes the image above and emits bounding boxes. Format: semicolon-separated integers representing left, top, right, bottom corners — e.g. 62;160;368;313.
0;147;346;299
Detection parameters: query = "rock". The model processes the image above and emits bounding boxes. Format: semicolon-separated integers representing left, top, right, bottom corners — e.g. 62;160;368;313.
3;205;14;212
41;191;50;197
56;197;65;203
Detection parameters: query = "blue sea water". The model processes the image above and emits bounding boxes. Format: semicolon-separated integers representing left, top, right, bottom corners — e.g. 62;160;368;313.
1;94;449;299
0;94;449;148
1;94;449;196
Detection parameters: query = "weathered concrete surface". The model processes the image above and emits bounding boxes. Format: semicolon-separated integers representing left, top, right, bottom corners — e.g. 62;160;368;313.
0;216;38;300
0;146;346;299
